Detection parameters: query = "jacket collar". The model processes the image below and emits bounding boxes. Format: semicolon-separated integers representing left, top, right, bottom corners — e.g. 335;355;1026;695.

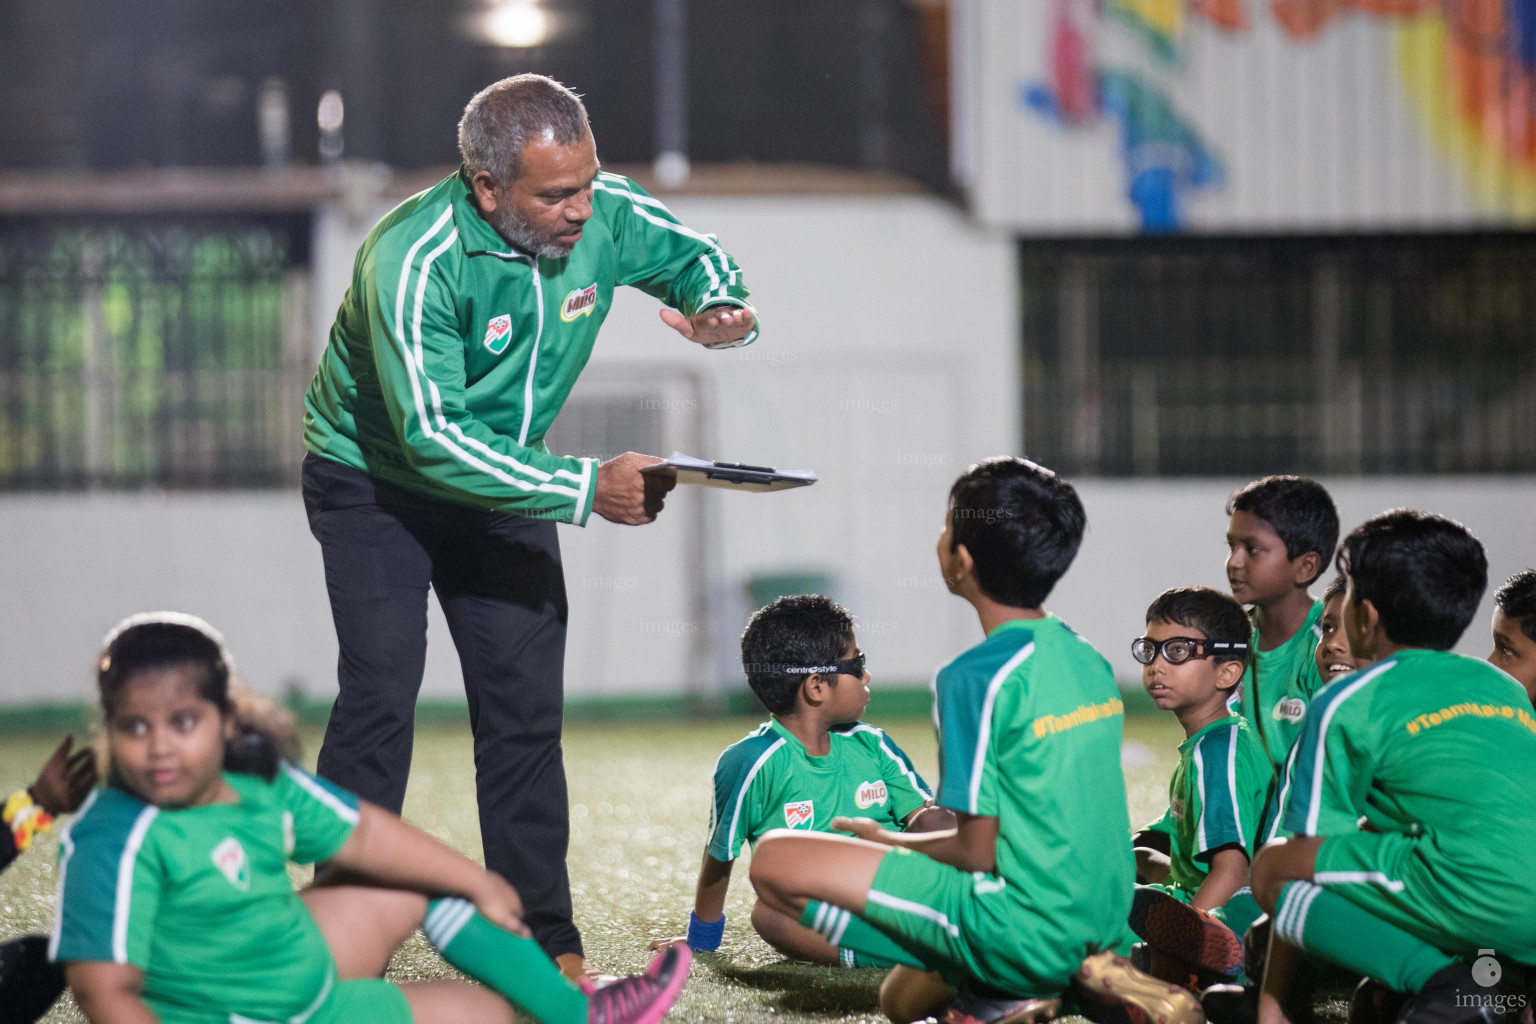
451;166;535;260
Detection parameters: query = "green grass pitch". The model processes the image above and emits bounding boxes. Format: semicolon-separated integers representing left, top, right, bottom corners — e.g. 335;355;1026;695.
1;713;1282;1024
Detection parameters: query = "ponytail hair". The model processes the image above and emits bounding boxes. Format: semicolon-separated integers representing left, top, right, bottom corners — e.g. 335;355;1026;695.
97;612;299;781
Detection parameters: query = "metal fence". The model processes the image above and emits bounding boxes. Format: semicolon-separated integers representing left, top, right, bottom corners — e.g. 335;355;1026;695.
0;217;312;489
1019;234;1536;476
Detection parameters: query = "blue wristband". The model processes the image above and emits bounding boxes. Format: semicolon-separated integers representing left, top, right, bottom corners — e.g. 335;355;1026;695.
686;910;726;951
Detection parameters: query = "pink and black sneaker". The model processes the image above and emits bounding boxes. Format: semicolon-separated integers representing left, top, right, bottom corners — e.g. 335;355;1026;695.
584;942;692;1024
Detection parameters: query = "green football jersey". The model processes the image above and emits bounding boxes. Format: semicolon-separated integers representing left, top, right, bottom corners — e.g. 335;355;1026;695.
52;765;360;1024
1164;715;1274;894
707;718;931;860
304;168;755;525
935;616;1133;949
1280;650;1536;936
1235;600;1324;766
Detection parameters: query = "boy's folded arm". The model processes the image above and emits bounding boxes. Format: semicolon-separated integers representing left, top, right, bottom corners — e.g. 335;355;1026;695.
66;961;159;1024
832;809;997;873
1189;844;1250;912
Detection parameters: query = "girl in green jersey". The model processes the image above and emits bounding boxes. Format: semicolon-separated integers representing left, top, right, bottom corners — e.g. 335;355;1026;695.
57;613;689;1024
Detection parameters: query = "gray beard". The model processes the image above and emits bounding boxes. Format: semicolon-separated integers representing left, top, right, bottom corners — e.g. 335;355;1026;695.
485;206;574;261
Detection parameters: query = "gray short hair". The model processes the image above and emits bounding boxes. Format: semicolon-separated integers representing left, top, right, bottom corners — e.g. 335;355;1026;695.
458;74;590;183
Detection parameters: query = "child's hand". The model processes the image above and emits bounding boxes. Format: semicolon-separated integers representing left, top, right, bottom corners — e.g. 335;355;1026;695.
904;804;957;834
473;872;531;938
830;816;892;843
648;935;687;951
31;735;98;816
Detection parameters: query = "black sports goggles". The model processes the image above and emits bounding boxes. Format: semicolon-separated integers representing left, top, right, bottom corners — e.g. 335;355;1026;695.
1130;636;1249;666
782;652;866;677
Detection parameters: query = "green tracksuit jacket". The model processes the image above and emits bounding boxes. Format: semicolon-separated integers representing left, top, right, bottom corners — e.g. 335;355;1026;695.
303;168;756;526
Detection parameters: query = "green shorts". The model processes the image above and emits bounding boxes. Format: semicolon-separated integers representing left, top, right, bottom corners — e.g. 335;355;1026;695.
1315;831;1536;963
308;979;414;1024
156;978;412;1024
862;847;1103;997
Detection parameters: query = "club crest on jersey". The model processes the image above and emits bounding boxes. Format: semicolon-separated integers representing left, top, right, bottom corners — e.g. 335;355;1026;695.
211;837;250;892
483;314;513;354
854;780;888;809
560;283;598;322
783;800;814;829
1273;698;1308;723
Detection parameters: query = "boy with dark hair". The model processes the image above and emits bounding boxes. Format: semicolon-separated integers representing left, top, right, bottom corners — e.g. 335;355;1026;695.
1490;569;1536;700
1128;588;1270;988
1235;510;1536;1024
1314;575;1371;687
1224;476;1340;767
662;594;949;965
748;458;1198;1024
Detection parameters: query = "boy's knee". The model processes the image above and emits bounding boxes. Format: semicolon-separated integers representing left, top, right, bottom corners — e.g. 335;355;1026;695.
748;831;792;891
879;966;951;1024
1251;837;1321;913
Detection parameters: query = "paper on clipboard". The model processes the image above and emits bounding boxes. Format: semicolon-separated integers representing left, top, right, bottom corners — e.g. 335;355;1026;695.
640;452;817;492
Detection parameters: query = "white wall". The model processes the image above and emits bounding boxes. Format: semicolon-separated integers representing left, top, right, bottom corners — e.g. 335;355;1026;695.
2;475;1531;707
0;192;1020;707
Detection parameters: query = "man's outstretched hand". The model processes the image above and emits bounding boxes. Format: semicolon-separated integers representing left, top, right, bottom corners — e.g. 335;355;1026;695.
594;452;677;525
659;304;756;348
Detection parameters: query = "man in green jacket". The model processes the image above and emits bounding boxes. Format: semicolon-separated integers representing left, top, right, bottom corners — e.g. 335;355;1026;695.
301;74;758;979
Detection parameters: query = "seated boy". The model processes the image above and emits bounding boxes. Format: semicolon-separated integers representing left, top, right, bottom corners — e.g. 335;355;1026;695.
1139;480;1340;880
665;594;952;964
748;458;1199;1024
1127;588;1271;988
1313;574;1372;688
1240;510;1536;1024
1224;476;1339;768
1490;569;1536;701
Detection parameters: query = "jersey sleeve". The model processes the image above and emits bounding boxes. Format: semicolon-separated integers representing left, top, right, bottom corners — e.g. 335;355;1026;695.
1189;726;1254;861
865;730;932;824
276;764;360;865
706;736;782;862
51;795;162;968
1280;674;1381;837
591;174;759;349
935;661;998;816
361;233;599;523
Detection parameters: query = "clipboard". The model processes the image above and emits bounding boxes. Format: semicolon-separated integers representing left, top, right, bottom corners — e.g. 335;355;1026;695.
640;451;817;492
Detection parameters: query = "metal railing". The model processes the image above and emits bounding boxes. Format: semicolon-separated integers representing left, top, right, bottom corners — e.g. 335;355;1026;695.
0;217;312;488
1019;235;1536;476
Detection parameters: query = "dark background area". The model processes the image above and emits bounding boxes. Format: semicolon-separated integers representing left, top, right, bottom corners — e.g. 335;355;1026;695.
0;0;950;188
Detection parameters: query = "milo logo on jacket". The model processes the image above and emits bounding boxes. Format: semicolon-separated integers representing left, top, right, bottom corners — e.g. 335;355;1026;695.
561;284;598;321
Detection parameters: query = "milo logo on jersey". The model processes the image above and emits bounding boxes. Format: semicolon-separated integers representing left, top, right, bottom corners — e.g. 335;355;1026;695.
1273;698;1308;723
854;780;888;809
560;283;598;321
211;837;250;892
483;314;513;355
783;800;814;828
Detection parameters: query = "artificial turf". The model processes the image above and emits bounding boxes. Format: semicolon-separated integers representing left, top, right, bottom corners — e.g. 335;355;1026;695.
2;713;1332;1024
